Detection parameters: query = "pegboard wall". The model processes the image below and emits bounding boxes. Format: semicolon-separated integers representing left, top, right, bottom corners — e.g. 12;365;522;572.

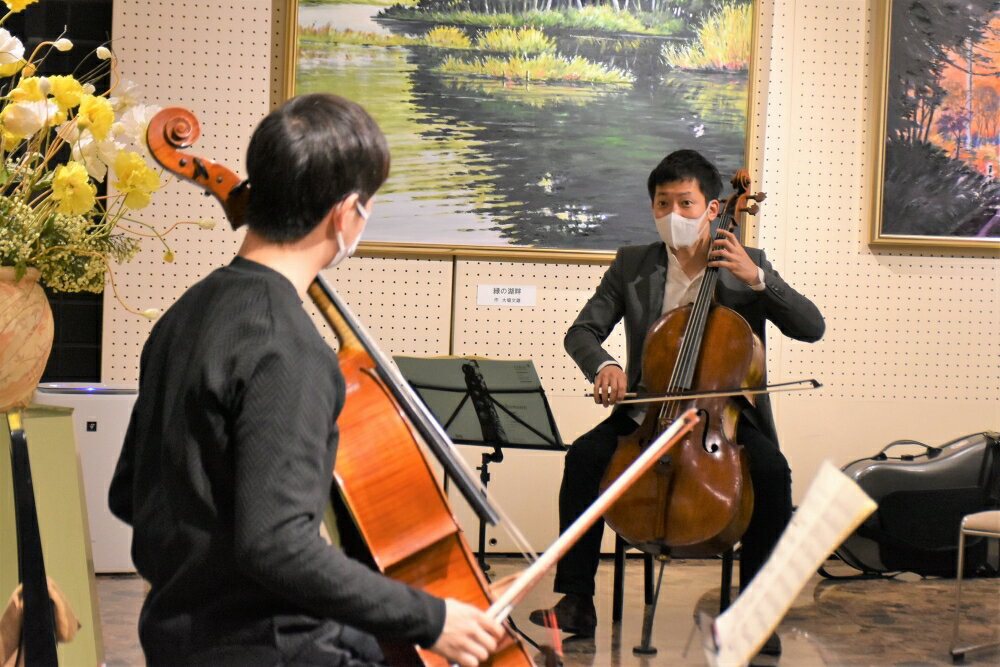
107;0;998;519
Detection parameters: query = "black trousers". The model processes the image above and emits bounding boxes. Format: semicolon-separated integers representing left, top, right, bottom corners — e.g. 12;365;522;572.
553;409;792;596
150;615;388;667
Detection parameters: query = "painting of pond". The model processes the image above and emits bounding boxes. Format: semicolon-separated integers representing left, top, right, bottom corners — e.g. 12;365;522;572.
293;0;752;253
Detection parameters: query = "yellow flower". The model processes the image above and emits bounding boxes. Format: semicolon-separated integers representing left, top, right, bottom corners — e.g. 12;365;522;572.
49;75;84;110
75;94;113;140
1;127;19;150
0;60;24;76
9;76;45;102
4;1;39;15
51;161;97;216
113;151;160;210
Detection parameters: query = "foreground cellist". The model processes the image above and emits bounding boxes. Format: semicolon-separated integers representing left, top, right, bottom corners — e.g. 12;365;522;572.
528;150;825;658
108;94;503;666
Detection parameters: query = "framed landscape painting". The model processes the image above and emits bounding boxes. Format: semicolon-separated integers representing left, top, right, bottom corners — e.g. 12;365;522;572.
871;0;1000;249
286;0;756;259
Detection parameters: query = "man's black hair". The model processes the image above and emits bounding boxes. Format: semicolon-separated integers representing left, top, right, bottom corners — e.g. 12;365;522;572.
244;93;390;243
646;149;722;203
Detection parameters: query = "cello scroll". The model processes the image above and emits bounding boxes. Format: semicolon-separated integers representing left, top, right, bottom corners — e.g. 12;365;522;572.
146;107;249;229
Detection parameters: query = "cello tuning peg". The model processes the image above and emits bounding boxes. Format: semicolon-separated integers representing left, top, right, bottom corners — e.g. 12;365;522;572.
753;192;767;202
743;203;760;215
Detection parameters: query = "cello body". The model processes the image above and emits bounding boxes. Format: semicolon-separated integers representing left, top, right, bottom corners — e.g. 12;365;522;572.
601;302;761;556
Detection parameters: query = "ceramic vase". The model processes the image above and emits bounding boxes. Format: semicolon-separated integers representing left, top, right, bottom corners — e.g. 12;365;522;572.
0;267;54;412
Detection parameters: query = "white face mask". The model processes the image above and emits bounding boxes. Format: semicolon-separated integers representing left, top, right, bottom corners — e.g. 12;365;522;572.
326;200;369;269
655;209;708;249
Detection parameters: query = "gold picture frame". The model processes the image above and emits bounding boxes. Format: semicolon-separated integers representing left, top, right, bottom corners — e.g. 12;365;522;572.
870;1;1000;250
280;0;760;261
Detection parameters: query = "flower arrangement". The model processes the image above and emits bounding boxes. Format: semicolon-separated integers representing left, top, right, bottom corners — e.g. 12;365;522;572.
0;0;202;318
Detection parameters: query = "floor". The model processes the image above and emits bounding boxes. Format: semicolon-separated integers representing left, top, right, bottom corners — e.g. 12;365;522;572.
95;557;1000;666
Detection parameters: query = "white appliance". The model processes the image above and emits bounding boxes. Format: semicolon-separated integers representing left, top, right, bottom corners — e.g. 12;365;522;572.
34;383;137;573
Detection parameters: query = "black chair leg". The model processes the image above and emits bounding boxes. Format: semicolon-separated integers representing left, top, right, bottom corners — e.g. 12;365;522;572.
612;535;626;622
643;552;654;604
720;547;734;612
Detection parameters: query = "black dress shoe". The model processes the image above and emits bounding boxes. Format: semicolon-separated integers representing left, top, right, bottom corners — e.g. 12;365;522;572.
528;594;597;638
760;631;782;656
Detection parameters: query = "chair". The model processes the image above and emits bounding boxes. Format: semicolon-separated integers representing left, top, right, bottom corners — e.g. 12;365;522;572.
950;510;1000;662
611;534;735;622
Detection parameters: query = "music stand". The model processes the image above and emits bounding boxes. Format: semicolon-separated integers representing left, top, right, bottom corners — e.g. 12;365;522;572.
393;356;565;572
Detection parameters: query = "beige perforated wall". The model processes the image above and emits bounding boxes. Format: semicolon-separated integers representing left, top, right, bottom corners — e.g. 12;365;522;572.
108;1;998;552
752;0;998;502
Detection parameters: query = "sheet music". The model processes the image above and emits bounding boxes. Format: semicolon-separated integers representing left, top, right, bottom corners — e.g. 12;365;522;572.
701;460;878;667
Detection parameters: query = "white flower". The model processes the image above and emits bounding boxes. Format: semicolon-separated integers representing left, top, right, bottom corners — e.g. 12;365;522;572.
0;28;25;68
2;99;59;137
70;131;123;180
112;103;161;154
95;46;112;60
37;76;51;96
52;38;73;52
140;308;161;320
110;79;142;113
197;219;217;230
62;121;123;180
82;83;95;95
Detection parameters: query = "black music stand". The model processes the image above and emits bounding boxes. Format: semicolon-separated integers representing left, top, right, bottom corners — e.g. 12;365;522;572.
393;356;565;572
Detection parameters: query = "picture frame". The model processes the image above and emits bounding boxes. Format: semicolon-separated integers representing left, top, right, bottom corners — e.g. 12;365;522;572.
282;0;759;260
870;0;1000;250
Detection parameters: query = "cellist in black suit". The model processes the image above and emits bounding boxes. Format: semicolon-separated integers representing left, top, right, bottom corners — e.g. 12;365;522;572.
530;150;825;658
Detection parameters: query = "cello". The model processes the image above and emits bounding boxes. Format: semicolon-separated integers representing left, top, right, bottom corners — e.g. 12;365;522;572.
145;106;702;665
600;170;766;557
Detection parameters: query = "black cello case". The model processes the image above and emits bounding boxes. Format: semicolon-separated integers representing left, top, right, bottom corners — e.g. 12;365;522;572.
831;432;1000;578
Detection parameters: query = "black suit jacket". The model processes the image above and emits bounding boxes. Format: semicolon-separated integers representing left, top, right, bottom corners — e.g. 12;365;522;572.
564;241;825;443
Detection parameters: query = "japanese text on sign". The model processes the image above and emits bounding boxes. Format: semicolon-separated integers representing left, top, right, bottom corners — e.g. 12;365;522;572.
476;284;537;307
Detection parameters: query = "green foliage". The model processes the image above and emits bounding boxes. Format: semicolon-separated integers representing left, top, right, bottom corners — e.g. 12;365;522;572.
299;25;419;47
559;6;648;33
380;7;667;35
0;194;140;293
633;12;685;35
424;26;473;48
301;0;401;6
436;53;633;84
475;28;555;55
662;1;751;71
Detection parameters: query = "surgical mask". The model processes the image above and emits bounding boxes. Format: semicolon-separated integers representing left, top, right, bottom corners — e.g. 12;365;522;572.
655;209;708;249
327;200;369;268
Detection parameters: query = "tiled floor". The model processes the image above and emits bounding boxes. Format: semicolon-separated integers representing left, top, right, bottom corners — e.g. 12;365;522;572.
96;558;1000;666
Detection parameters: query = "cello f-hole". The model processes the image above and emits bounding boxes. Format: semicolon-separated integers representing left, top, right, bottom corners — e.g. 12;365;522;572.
695;408;717;453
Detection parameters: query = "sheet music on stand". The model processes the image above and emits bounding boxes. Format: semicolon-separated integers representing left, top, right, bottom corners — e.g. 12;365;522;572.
392;355;564;451
699;460;878;667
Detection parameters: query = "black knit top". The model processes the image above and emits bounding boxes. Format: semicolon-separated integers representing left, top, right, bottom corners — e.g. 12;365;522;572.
109;257;445;662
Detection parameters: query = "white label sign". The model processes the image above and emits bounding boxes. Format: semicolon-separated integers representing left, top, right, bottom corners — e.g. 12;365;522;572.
476;284;537;307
